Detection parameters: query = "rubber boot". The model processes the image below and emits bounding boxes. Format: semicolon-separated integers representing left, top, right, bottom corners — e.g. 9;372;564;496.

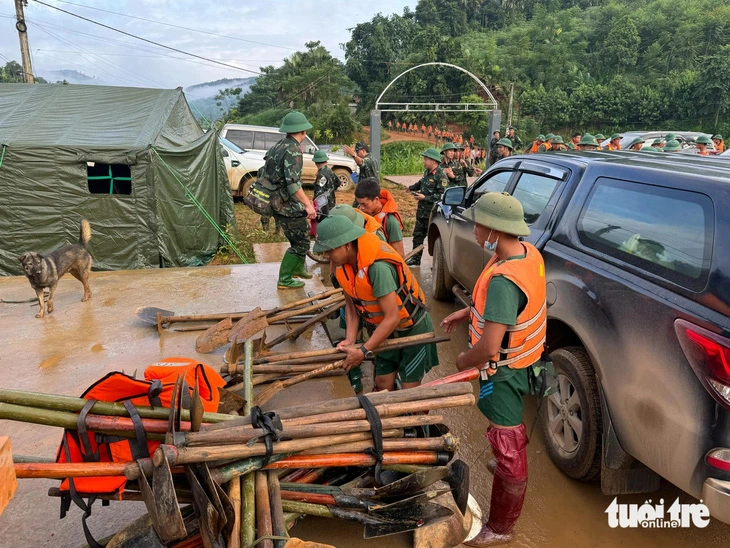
465;424;528;547
292;255;313;280
277;252;305;290
406;254;422;267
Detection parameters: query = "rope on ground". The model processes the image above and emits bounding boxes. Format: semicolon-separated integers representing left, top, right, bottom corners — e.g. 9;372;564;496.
150;146;248;264
0;144;6;169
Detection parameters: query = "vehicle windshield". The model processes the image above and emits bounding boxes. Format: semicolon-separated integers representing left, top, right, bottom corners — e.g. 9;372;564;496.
220;137;245;154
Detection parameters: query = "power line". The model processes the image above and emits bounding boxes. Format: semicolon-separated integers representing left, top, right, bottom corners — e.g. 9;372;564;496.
31;0;263;76
34;49;284;63
52;0;298;51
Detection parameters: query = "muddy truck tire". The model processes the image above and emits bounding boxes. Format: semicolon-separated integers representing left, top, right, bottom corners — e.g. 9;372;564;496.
539;346;602;481
334;168;354;192
432;236;454;301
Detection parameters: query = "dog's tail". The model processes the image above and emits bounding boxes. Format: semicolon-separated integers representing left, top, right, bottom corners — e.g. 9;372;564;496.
79;219;91;247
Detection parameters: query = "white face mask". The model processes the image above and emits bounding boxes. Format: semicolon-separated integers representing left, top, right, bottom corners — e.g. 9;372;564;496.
484;230;499;252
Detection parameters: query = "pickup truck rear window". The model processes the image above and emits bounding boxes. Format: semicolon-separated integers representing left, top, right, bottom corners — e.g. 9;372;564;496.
577;179;713;290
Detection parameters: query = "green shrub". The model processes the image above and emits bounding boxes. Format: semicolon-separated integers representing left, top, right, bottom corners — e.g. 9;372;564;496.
381;140;431;176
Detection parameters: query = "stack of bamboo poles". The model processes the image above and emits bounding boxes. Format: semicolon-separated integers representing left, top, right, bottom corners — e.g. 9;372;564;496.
5;337;477;546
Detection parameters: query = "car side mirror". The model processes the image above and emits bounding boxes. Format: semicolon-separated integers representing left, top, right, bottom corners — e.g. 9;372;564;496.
443;186;465;206
305;146;316;154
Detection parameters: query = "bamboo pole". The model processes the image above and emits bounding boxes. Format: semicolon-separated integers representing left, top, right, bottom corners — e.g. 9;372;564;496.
264;451;449;470
255;471;273;548
242;339;256;548
227;475;241;548
0;389;234;423
253;360;346;407
202;382;472;432
159;425;421;466
268;471;287;548
266;295;344;324
252;364;334;374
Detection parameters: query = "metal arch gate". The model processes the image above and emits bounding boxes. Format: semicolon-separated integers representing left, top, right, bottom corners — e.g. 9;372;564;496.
369;62;501;165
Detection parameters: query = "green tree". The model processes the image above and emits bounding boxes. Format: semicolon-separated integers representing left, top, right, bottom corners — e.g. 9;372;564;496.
696;46;730;131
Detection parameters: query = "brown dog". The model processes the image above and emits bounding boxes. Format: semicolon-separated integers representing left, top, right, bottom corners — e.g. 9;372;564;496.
18;219;93;318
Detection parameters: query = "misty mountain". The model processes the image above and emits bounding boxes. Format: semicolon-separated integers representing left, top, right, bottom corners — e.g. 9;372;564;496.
36;69;106;85
184;77;256;123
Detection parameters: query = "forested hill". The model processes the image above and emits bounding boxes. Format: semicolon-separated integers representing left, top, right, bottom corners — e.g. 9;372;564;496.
344;0;730;138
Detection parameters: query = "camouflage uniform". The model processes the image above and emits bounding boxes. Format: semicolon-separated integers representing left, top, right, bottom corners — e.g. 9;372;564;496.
489;137;501;166
313;165;339;214
257;163;279;232
264;136;309;257
359;154;380;180
407;166;448;264
442;158;462;188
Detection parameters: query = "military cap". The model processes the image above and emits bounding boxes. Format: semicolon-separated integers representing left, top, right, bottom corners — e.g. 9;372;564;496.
312;150;329;163
696;135;712;145
422;148;442;162
713;134;724;141
609;133;622;141
551;135;564;144
627;137;645;149
545;133;555;141
279;111;312;134
313;216;365;252
579;134;599;147
664;139;682;152
355;142;369;152
466;192;530;237
664;133;676;141
536;134;546;141
329;204;364;227
440;142;457;153
595;133;606;140
496;138;514;149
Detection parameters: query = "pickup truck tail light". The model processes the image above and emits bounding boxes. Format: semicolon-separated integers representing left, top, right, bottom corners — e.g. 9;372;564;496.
675;319;730;409
706;448;730;472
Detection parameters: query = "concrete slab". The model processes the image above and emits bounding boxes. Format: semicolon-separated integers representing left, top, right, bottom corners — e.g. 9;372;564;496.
0;263;341;547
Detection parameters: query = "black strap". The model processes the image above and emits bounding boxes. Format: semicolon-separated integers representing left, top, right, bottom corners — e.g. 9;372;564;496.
357;395;384;485
77;400;99;462
250;406;282;466
122;400;150;460
147;379;163;408
61;434;104;548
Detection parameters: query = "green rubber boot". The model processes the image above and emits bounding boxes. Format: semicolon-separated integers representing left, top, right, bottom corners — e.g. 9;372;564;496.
277;252;305;290
292;254;313;279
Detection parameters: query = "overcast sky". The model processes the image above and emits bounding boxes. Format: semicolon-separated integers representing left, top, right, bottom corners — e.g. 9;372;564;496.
1;0;415;88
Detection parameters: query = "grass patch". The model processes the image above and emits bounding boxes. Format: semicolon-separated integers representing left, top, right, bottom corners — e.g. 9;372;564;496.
210;181;418;265
381;140;432;176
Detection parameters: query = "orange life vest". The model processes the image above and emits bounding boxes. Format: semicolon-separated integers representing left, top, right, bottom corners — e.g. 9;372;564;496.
56;358;225;496
355;208;386;240
469;243;547;375
716;141;725;153
529;141;540;154
607;143;621;151
372;190;404;242
335;233;427;332
698;149;710;156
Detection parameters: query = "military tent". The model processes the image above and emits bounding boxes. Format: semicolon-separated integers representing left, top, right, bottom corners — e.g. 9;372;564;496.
0;83;236;276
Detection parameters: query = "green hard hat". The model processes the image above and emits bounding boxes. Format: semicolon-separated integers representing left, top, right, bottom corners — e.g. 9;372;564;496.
497;138;514;149
594;133;606;140
440;142;457;153
312;150;329;163
609;133;622;141
696;135;712;145
545;133;555;141
466;192;530;237
579;133;599;146
643;146;662;152
551;135;564;144
313;215;365;252
279;111;313;134
329;204;364;228
713;134;723;141
664;139;682;152
628;137;645;148
664;133;676;141
652;138;665;146
536;134;546;141
422;148;442;162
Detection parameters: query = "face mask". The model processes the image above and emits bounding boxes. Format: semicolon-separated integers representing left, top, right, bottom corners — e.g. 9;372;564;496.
484;230;500;252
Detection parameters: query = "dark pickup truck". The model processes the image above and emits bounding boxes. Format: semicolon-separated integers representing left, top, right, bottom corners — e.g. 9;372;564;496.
428;151;730;523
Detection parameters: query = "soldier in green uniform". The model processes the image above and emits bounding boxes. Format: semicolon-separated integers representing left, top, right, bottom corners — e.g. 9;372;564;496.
264;111;317;290
549;135;566;151
664;139;682;152
488;130;501;167
594;133;606;147
495;138;514;161
539;133;554;152
577;133;599;151
258;153;280;234
568;132;582;150
312;150;339;216
406;148;449;266
456;143;480;185
344;142;380;181
651;138;665;151
440;142;459;187
505;127;523;153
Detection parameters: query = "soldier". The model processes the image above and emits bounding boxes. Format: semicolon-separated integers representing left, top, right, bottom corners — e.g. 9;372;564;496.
606;133;622;151
577;134;599;151
549;135;566;151
314;216;439;392
627;137;645;151
387;119;393;132
258;152;280;234
539;133;554;152
312;150;339;216
595;133;606;147
343;142;379;181
505;126;523;153
354;177;405;258
495;138;514;160
651;138;665;151
421;123;426;135
664;132;676;142
456;143;482;185
406;148;449;266
428;124;433;138
568;132;582;150
489;130;502;166
440;142;459;187
695;135;712;156
395;121;401;132
712;134;725;153
529;135;545;153
264;111;317;290
664;139;682;153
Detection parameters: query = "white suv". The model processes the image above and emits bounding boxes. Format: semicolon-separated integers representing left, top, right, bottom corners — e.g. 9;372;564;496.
219;137;266;199
220;123;359;191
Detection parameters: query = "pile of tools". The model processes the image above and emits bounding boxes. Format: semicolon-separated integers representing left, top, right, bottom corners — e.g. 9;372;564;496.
4;334;478;547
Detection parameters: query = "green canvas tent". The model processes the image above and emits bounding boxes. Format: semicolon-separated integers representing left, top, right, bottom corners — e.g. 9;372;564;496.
0;83;236;276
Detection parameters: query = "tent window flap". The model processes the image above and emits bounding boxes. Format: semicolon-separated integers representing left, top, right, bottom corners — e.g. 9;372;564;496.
87;163;132;195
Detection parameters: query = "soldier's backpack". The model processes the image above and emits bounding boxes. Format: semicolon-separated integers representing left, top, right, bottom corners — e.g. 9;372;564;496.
244;175;283;216
54;357;226;547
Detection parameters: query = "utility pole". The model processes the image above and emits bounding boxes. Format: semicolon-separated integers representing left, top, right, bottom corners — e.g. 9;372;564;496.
14;0;34;83
507;82;514;128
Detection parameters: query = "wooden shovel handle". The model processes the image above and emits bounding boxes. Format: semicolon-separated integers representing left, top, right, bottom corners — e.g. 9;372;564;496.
421;368;480;387
280;360;346;389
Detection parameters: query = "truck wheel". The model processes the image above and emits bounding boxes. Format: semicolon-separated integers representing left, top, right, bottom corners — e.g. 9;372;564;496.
432;236;454;301
238;176;254;199
334;168;354;192
539;346;602;481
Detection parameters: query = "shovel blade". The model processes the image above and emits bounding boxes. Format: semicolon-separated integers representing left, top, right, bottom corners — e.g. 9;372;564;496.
372;466;450;499
196;317;234;354
151;456;187;542
135;306;174;326
369;489;451;517
228;309;269;343
446;459;470;516
363;502;453;539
